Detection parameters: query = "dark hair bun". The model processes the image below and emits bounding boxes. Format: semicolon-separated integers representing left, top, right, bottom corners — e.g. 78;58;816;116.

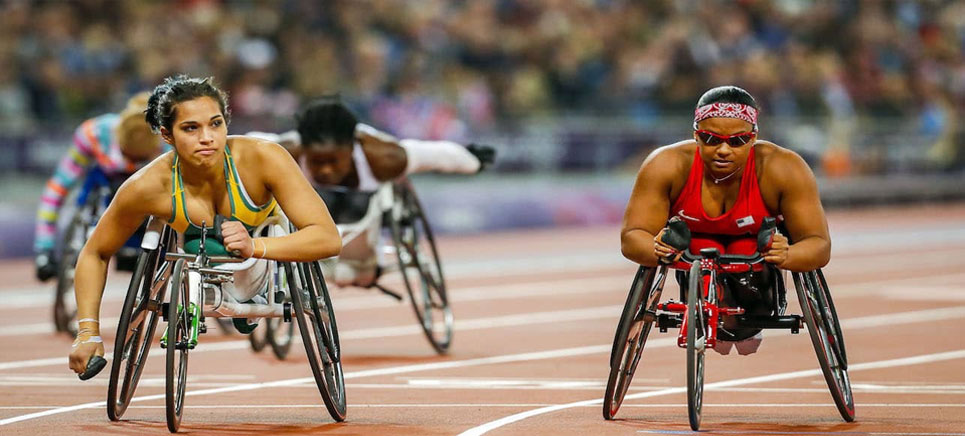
696;85;758;109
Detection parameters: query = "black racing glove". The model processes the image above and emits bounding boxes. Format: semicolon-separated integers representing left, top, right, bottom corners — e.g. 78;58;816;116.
36;251;58;282
465;143;496;172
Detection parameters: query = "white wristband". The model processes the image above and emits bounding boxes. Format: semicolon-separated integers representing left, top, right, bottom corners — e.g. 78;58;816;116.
72;336;103;348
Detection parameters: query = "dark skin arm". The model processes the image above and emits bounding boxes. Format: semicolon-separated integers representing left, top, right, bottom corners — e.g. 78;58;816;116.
763;148;831;271
357;129;407;182
621;144;688;266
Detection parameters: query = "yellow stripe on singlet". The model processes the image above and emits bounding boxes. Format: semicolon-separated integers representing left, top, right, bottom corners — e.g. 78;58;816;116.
224;146;277;228
168;154;191;233
168;147;277;234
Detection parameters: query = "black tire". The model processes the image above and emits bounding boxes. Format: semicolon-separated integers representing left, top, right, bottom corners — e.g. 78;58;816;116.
267;261;294;360
602;266;663;420
686;262;706;431
107;226;173;421
53;214;84;336
288;261;346;421
249;322;268;352
388;181;452;354
266;315;294;359
816;270;847;367
794;270;855;423
165;259;190;433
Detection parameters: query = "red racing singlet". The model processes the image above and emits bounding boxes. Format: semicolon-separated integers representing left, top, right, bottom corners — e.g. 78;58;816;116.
669;148;775;255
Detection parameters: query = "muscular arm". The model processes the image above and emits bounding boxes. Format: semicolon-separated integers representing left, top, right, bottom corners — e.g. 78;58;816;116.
74;172;155;328
357;129;407;182
621;146;682;266
258;142;342;261
770;150;831;271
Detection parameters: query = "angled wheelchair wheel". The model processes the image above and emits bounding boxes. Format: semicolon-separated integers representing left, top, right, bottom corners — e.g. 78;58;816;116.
107;226;174;421
288;261;346;421
686;262;707;431
389;181;452;354
794;269;855;422
165;259;190;433
248;322;268;353
266;313;294;359
267;261;295;360
602;265;665;420
53;213;85;336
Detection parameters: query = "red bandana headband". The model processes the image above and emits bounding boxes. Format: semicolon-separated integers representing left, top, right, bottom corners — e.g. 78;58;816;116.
694;103;759;131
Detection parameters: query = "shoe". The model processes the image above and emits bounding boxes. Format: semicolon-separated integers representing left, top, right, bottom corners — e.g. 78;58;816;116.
232;294;266;334
232;318;258;334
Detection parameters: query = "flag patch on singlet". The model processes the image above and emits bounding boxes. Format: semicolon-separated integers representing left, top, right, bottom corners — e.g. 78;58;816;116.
736;216;755;228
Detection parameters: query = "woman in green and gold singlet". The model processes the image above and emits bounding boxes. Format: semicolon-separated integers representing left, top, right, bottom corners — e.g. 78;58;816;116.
68;75;341;376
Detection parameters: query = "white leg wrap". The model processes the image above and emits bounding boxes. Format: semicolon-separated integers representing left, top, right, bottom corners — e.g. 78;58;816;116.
400;139;480;175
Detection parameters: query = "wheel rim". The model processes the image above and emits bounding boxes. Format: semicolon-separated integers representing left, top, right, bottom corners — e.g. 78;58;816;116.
108;232;171;420
391;183;452;353
289;261;346;421
795;271;855;422
604;266;663;419
54;219;84;335
687;264;706;430
166;260;189;431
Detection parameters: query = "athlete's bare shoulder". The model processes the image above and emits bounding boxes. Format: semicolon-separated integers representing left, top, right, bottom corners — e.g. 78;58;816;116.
114;151;175;217
638;140;693;178
754;140;816;190
227;135;292;163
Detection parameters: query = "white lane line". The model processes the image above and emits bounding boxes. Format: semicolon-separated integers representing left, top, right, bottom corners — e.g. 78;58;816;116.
0;305;627;371
5;300;965;426
455;349;965;436
3;299;965;372
4;402;965;411
0;344;613;426
0;274;632;336
638;432;965;436
5;238;965;312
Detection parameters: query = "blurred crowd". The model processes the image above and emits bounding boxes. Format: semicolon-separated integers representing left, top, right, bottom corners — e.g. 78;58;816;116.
1;0;963;169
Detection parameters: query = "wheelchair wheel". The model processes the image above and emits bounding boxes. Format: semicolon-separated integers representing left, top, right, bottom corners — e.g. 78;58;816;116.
288;261;346;421
107;227;174;421
53;214;84;336
794;269;855;423
214;317;235;336
248;322;268;352
165;259;190;433
389;181;453;354
266;315;294;359
267;262;295;360
603;265;665;420
686;262;707;431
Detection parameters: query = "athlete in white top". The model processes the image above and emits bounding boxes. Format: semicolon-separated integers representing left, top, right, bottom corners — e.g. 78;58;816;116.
249;96;495;286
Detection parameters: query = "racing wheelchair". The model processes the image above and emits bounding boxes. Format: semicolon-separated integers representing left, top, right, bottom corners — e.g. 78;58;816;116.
317;178;452;354
54;168;143;336
602;217;854;430
95;213;344;432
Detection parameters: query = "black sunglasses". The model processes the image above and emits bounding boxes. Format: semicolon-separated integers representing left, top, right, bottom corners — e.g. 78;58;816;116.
695;130;755;146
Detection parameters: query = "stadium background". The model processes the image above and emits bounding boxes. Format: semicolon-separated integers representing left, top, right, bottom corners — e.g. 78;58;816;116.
0;0;963;258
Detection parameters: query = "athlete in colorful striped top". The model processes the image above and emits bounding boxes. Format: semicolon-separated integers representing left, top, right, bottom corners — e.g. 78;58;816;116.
34;93;163;281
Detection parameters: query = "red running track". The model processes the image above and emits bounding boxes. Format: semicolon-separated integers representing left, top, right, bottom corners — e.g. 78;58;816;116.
1;203;964;435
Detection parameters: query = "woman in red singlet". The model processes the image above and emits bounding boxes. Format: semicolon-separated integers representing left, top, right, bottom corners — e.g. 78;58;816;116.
620;85;831;354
